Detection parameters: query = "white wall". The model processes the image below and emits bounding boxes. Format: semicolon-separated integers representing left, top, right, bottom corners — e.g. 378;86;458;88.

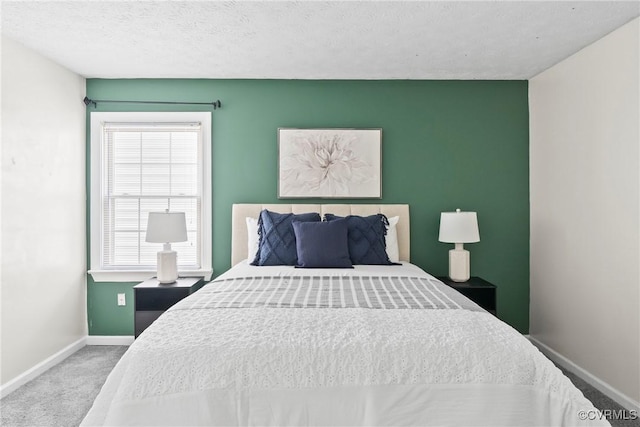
1;37;87;385
529;18;639;406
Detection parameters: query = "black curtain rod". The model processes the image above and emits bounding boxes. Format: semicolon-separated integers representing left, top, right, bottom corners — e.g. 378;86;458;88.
83;97;221;109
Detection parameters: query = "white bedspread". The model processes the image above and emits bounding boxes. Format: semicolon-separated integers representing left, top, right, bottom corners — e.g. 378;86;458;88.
82;262;608;426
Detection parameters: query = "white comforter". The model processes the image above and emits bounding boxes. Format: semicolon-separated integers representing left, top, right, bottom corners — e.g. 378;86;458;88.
82;262;608;426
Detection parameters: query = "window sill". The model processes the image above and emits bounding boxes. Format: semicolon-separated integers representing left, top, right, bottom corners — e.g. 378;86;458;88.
88;269;213;283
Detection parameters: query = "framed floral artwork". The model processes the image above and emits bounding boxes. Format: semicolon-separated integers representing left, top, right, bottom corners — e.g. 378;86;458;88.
278;128;382;199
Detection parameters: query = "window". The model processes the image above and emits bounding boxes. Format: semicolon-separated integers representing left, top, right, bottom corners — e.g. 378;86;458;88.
89;112;212;282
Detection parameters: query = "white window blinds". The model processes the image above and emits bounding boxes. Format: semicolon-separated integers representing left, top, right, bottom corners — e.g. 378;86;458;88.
101;122;202;269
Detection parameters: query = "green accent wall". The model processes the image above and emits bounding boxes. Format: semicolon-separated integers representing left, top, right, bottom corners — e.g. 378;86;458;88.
86;79;529;335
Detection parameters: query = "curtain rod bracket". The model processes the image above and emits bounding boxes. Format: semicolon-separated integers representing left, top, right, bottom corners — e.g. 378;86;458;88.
83;97;97;108
83;97;221;110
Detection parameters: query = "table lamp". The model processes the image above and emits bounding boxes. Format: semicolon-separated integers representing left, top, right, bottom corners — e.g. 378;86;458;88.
145;210;188;284
438;208;480;282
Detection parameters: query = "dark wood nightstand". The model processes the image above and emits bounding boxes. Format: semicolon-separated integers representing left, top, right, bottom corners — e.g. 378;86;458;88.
436;276;497;315
134;277;204;338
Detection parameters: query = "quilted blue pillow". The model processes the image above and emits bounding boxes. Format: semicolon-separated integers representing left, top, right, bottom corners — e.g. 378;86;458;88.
292;219;353;268
251;210;321;266
324;213;395;265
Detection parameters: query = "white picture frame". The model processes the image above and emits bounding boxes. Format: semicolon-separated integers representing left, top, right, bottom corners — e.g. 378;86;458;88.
278;128;382;199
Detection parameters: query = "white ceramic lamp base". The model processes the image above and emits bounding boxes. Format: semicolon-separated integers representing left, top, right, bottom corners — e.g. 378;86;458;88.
448;245;470;282
157;250;178;284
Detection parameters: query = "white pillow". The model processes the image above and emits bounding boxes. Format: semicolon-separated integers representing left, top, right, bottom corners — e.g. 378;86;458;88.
385;216;400;263
246;217;259;262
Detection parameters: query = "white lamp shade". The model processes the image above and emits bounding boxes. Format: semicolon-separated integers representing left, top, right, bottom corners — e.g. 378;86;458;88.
145;212;188;243
439;210;480;243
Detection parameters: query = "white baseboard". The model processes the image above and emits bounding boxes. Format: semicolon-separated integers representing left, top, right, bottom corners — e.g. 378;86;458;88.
527;335;640;413
0;337;87;399
85;335;134;346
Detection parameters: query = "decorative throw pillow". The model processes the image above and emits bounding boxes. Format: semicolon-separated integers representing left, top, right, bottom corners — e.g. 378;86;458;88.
292;219;353;268
385;216;400;263
324;213;395;265
251;210;321;266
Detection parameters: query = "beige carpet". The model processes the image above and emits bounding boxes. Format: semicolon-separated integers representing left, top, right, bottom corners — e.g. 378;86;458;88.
0;346;127;427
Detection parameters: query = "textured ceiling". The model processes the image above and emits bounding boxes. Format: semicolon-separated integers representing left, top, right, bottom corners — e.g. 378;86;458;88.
1;1;638;80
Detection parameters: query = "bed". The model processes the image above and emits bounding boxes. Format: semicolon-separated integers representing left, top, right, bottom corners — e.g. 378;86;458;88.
82;203;608;426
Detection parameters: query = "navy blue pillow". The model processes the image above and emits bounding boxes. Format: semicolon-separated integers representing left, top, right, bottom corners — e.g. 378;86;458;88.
324;213;395;265
251;210;321;266
292;219;353;268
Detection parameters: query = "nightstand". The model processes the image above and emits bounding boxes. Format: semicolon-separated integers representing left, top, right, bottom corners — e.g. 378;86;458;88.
436;276;497;315
134;277;204;338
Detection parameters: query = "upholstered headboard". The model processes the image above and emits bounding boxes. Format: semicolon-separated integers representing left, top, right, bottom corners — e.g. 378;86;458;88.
231;204;410;266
